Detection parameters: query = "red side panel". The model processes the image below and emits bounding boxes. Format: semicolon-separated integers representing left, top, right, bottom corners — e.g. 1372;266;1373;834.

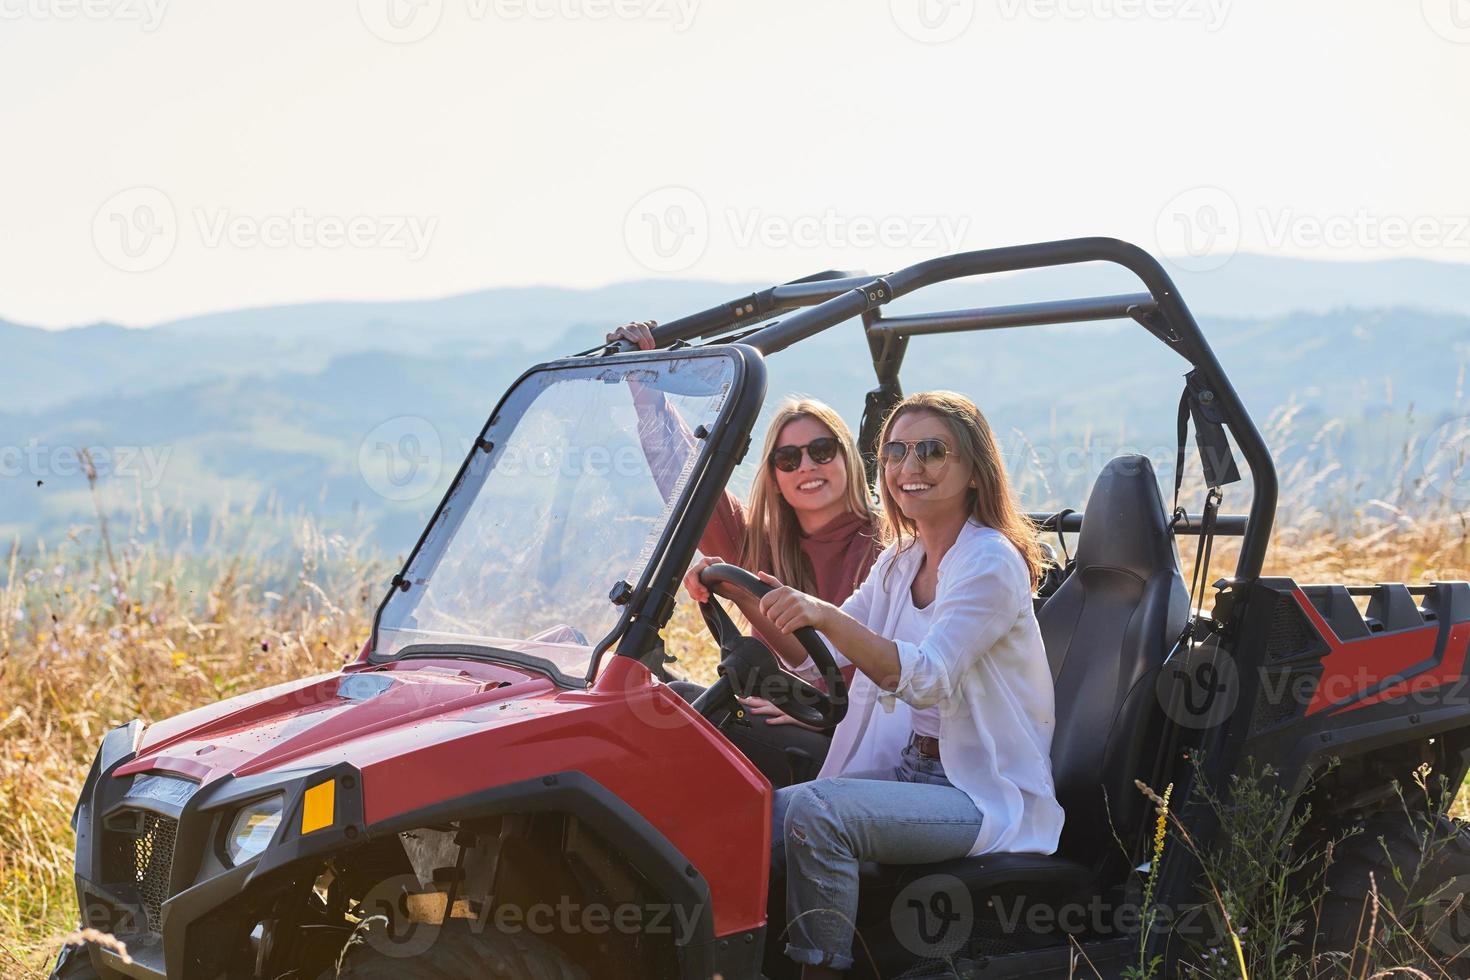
1297;589;1468;717
1346;622;1470;712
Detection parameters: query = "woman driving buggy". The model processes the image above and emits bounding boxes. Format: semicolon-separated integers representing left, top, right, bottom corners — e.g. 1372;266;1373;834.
753;390;1065;978
606;321;880;784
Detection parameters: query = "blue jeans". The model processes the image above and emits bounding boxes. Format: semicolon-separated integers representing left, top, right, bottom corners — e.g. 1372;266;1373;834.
771;741;984;971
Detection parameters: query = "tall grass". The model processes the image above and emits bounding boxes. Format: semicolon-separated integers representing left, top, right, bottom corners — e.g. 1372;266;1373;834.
0;505;381;975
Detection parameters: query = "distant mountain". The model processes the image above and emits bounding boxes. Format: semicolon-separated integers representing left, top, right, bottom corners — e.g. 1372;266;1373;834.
4;301;1467;550
5;252;1470;415
0;280;748;414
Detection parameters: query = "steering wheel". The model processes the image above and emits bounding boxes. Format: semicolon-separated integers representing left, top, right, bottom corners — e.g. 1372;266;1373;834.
688;563;847;729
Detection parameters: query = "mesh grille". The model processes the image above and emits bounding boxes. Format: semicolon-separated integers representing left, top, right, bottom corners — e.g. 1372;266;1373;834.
1266;595;1317;661
107;810;178;933
967;905;1047;957
1251;671;1315;734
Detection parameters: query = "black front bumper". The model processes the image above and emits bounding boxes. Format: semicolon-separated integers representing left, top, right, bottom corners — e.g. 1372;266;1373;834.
65;725;364;979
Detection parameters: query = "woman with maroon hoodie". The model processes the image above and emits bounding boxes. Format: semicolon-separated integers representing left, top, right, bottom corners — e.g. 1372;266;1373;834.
607;321;879;783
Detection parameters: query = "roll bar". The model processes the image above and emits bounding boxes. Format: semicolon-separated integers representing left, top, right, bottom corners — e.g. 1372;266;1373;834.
867;293;1156;337
740;238;1277;584
577;269;869;355
1034;511;1247;537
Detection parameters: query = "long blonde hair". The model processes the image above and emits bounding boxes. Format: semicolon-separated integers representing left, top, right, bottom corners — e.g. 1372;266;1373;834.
741;398;875;595
876;391;1044;588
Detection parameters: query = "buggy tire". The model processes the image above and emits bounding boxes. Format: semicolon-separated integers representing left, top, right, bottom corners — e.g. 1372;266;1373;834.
334;921;589;980
48;943;102;980
1317;810;1470;966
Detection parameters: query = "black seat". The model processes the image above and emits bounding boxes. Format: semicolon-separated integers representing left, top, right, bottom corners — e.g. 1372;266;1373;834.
847;455;1187;968
1039;453;1188;865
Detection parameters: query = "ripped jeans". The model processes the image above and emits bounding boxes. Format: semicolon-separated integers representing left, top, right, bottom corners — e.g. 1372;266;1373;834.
771;741;984;971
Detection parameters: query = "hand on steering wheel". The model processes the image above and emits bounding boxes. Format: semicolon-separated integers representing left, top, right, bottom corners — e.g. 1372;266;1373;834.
754;571;833;635
739;695;825;731
682;555;722;604
688;563;847;730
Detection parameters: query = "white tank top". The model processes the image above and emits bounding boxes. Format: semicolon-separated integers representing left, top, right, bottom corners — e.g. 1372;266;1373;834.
893;591;941;737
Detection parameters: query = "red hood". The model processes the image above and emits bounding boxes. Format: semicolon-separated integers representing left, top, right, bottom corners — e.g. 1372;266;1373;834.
116;660;563;785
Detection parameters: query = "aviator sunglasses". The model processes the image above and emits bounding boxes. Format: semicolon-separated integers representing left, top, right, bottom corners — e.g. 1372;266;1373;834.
769;437;841;472
879;438;950;469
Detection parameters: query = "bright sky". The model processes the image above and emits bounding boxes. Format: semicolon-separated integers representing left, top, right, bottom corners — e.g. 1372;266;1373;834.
2;0;1467;327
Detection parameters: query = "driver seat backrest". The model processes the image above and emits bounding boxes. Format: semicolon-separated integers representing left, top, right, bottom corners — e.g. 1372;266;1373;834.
1037;454;1188;867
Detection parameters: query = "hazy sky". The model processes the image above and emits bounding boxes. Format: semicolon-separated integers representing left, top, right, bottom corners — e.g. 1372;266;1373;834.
2;0;1467;327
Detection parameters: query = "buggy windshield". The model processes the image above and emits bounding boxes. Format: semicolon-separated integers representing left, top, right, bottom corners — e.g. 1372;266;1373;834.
372;351;738;685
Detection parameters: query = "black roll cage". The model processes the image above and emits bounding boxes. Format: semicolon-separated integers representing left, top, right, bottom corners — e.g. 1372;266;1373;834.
603;236;1276;585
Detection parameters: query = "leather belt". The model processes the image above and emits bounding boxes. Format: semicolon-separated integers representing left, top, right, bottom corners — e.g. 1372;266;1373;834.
911;733;941;761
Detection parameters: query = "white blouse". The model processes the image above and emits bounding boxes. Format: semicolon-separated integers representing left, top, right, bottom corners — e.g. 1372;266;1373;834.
799;520;1064;857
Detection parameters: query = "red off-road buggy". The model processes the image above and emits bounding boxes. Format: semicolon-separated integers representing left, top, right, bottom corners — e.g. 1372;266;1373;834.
52;239;1470;979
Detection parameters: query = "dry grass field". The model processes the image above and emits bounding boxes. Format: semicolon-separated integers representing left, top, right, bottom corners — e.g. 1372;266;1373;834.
3;422;1469;975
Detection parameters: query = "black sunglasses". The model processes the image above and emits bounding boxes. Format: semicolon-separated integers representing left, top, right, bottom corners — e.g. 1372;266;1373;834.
769;437;841;472
879;438;950;469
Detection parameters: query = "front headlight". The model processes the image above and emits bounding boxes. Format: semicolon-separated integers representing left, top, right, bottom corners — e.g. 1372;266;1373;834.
226;795;284;865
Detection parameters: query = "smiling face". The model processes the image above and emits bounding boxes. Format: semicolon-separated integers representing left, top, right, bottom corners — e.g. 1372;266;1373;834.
881;409;973;526
770;415;850;526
